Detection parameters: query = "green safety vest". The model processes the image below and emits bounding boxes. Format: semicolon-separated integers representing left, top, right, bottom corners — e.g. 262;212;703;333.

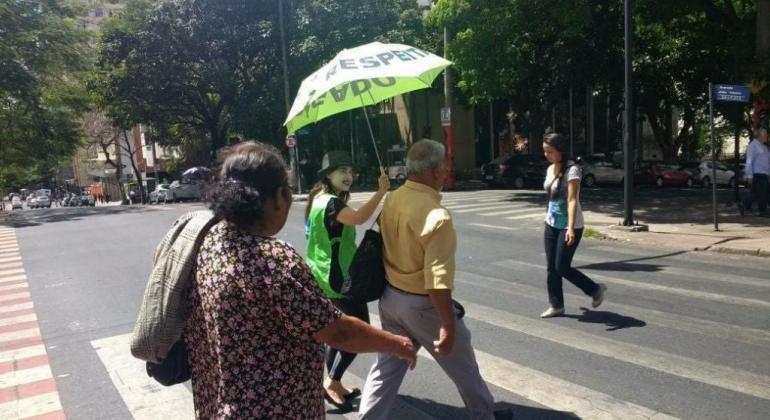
306;193;356;299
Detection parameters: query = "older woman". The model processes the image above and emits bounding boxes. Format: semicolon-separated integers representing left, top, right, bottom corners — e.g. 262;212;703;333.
184;141;416;419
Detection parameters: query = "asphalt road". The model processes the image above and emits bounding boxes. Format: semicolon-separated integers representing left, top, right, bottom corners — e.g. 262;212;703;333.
3;187;770;419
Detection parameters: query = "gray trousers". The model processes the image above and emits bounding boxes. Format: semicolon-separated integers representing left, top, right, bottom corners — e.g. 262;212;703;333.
358;286;495;420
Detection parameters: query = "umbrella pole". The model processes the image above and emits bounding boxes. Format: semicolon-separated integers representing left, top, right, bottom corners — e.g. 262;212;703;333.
360;106;384;168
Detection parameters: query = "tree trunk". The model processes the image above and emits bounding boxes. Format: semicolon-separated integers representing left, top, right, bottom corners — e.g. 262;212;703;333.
123;131;146;204
645;110;677;161
757;0;770;54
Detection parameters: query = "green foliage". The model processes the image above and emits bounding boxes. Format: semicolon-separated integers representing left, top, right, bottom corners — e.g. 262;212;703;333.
0;0;89;192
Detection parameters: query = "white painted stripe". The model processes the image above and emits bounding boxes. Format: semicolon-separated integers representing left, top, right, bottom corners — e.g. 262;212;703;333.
499;260;770;308
92;333;196;420
0;249;19;255
0;268;24;277
0;262;22;271
442;197;501;205
479;207;539;216
445;202;507;210
0;364;52;388
0;283;27;293
0;327;40;344
0;256;21;264
505;212;543;220
459;300;770;400
454;204;524;214
0;313;36;327
0;391;62;419
456;270;770;348
0;275;26;284
0;291;30;302
0;301;33;313
0;246;19;252
573;254;770;289
0;344;47;364
469;223;521;232
369;315;678;420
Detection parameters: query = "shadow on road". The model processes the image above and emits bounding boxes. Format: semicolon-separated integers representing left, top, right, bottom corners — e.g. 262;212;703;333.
0;206;162;229
397;395;579;420
564;307;647;332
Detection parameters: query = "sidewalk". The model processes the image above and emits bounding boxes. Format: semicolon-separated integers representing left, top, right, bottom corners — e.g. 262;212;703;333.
583;204;770;258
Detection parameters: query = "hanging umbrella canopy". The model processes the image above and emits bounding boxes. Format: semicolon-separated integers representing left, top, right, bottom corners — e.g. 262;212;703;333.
284;42;451;134
182;166;211;179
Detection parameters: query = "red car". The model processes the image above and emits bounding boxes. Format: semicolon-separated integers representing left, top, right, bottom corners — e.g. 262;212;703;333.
652;163;695;188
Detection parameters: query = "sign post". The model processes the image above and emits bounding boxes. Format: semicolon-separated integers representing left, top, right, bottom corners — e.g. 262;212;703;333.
711;83;751;231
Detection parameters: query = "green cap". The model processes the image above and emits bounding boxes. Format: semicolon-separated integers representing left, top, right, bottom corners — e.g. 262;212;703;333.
318;151;353;176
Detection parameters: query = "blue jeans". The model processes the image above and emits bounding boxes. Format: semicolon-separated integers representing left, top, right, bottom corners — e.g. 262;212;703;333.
544;224;598;308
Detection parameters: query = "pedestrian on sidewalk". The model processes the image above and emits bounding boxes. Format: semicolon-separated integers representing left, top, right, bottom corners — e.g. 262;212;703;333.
358;139;507;420
540;133;607;318
739;128;770;217
304;150;390;411
184;141;416;419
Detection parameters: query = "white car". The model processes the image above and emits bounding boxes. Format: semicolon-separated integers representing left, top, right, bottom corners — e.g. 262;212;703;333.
34;194;51;208
11;196;23;210
166;180;201;202
698;160;735;188
149;184;171;204
581;155;624;187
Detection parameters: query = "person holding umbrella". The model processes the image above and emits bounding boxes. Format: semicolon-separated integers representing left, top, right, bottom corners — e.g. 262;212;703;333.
304;150;389;411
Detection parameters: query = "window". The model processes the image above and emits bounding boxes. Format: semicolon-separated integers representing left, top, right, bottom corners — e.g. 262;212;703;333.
94;8;104;17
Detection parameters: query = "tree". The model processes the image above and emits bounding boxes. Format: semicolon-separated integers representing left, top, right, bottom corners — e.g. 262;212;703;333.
80;112;130;204
0;0;89;192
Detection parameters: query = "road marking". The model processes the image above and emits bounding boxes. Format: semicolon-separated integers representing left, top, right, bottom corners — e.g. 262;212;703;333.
478;207;539;217
456;270;770;348
0;275;26;285
0;345;47;365
0;327;40;344
0;283;27;293
369;315;679;420
498;260;770;308
457;300;770;400
573;254;770;289
505;212;542;220
453;204;525;214
91;333;195;420
0;256;21;264
0;268;24;278
0;292;30;303
468;223;521;232
0;391;62;419
0;314;37;328
0;365;52;389
445;202;507;210
0;302;34;314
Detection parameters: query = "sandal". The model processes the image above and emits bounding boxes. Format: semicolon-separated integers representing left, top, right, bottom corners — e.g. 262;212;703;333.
324;389;353;411
344;388;361;399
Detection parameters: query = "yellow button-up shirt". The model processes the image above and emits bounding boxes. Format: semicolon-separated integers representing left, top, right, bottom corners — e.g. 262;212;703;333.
380;180;456;294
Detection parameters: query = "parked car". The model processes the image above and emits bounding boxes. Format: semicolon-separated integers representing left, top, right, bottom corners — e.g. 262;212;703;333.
11;196;23;210
149;184;171;204
653;163;695;188
80;194;95;207
581;155;624;187
698;160;735;188
62;195;71;207
27;196;38;208
34;194;51;208
166;179;201;201
481;154;549;189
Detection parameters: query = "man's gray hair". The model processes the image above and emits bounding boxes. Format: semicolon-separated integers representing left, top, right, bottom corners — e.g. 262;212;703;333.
406;139;446;174
756;127;768;137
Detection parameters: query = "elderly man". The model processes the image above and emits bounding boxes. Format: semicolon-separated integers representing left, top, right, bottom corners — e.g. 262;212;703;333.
741;128;770;217
358;139;504;420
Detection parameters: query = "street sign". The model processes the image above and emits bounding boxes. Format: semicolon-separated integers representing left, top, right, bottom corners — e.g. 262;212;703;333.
285;135;296;148
714;84;750;103
440;107;451;127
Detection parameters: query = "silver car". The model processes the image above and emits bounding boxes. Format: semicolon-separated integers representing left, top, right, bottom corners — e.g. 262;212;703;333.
35;194;51;208
698;160;735;188
149;184;171;204
581;155;625;187
166;180;201;202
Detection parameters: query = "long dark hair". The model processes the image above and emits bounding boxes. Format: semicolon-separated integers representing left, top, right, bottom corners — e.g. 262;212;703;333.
304;170;351;221
543;133;570;200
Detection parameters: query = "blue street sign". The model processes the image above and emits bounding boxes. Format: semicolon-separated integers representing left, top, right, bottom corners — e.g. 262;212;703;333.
714;84;750;103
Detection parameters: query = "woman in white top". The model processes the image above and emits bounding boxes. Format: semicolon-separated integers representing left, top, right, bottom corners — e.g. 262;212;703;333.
540;133;607;318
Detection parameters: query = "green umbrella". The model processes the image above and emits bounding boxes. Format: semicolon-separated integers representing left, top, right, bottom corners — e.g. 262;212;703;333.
284;41;451;165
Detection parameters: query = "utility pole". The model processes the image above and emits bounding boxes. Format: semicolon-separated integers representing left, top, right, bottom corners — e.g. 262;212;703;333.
443;26;455;190
622;0;635;226
278;0;301;193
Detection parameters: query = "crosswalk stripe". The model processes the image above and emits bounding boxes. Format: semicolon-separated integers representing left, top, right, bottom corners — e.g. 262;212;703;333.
0;256;21;264
478;207;539;217
0;391;62;419
457;301;770;400
499;260;770;308
442;197;501;205
92;334;195;420
468;223;521;232
445;202;507;210
0;275;26;285
0;364;52;389
0;302;34;314
0;283;26;293
505;212;542;220
0;345;47;365
369;314;679;420
0;327;40;344
0;314;37;328
0;291;30;302
573;254;770;289
0;268;24;278
456;271;770;348
0;262;22;271
454;204;524;214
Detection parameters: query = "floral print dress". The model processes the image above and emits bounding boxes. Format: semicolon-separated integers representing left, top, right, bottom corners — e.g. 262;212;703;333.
185;222;341;419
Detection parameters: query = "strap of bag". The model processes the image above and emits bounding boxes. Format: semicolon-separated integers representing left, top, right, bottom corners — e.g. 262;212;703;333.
369;211;382;231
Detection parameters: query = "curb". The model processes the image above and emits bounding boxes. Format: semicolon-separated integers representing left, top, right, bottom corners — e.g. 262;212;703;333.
705;246;770;258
